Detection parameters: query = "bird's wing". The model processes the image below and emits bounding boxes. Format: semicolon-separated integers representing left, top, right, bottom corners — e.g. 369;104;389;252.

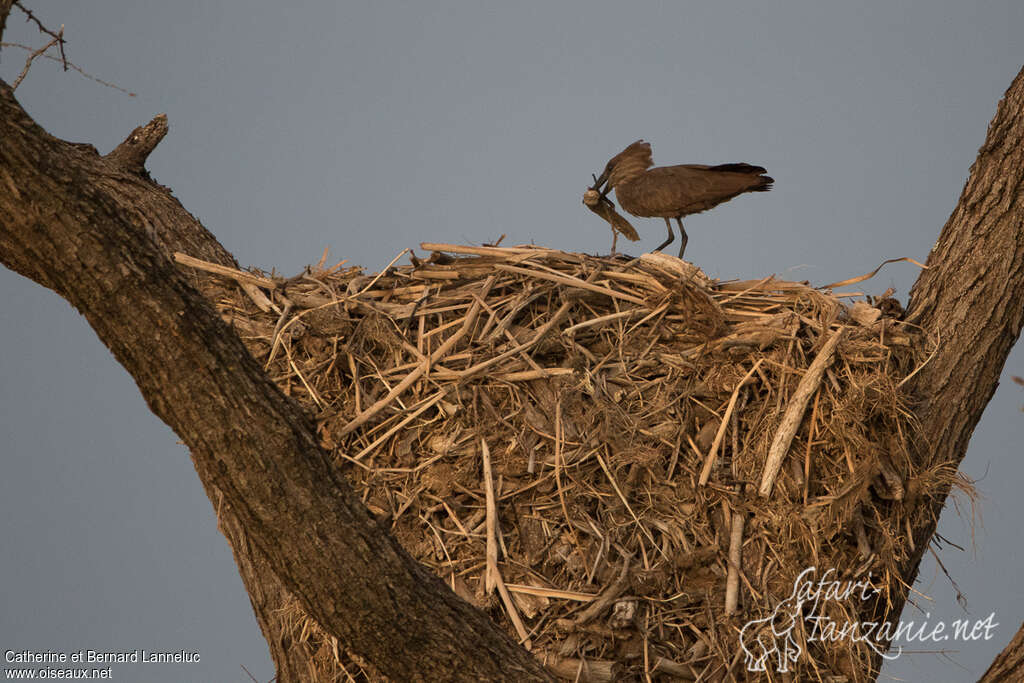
626;165;770;215
609;140;653;170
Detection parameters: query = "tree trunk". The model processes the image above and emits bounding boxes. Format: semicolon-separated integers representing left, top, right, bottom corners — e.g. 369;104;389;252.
979;620;1024;683
855;65;1024;671
3;5;1023;676
0;75;552;682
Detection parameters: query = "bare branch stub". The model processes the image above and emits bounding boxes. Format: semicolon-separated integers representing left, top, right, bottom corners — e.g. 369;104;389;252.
104;114;169;176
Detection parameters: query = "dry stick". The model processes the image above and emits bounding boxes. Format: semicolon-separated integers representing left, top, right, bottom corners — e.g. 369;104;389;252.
595;453;662;558
481;438;532;647
174;252;277;289
458;300;572;380
11;32;59;90
500;326;546;374
802;389;822;506
287;356;323;409
497;368;574;382
563;307;643;335
420;242;539;257
240;282;274;313
724;513;744;616
573;555;631;626
719;274;777;304
504;584;597;603
539;654;617;683
698;359;764;486
759;328;846;497
352;390;448;461
494;263;645;305
339;278;492;435
482;438;499;594
2;40;134;95
651;657;700;680
265;301;294;368
347;354;362;414
554;400;576;546
351;248;409;298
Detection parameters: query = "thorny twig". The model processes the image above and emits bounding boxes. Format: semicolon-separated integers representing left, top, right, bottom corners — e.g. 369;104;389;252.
3;3;134;95
12;0;67;70
2;42;136;95
11;30;56;89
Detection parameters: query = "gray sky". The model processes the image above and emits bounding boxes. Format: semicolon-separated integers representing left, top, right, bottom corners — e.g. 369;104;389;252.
2;2;1022;680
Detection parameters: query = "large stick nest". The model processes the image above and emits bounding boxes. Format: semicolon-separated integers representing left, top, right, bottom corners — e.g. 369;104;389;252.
184;243;958;682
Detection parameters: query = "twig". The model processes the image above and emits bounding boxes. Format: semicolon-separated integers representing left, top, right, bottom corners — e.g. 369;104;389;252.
11;31;57;89
339;277;492;435
482;438;531;647
265;301;294;368
504;584;597;603
759;328;846;496
458;300;572;380
539;653;618;683
699;359;763;486
595;452;661;557
495;263;645;305
482;437;499;594
803;389;821;505
820;256;927;290
563;307;645;335
349;248;408;298
420;242;539;257
573;555;630;626
352;390;447;461
554;399;575;546
13;2;64;49
174;252;277;289
11;2;66;70
724;512;744;615
1;41;135;94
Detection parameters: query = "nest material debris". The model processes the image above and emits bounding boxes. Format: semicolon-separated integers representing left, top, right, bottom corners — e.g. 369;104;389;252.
182;243;955;682
583;187;639;254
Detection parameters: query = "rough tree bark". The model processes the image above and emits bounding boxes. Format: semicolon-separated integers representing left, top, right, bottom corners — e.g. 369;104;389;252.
979;621;1024;683
0;15;552;681
2;7;1023;678
855;65;1024;673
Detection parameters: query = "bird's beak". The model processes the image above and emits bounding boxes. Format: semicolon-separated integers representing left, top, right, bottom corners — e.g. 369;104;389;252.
591;166;611;196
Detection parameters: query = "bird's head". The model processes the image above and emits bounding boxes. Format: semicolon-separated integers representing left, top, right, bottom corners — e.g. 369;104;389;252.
592;140;653;195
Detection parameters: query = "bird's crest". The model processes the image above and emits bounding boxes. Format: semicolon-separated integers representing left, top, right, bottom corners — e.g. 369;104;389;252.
603;140;654;188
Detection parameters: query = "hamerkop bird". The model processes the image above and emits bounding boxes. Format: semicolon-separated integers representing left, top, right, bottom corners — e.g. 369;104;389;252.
586;140;773;258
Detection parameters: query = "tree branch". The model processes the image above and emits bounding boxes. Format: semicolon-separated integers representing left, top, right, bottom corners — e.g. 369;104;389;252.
0;80;553;682
979;620;1024;682
0;1;13;46
104;113;168;175
864;66;1024;670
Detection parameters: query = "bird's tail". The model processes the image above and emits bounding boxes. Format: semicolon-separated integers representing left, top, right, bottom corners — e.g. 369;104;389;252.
710;163;773;192
708;163;767;174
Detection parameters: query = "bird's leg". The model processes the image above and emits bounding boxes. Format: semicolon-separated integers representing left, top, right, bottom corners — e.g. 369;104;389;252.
675;218;689;259
655;217;675;253
610;229;619;256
